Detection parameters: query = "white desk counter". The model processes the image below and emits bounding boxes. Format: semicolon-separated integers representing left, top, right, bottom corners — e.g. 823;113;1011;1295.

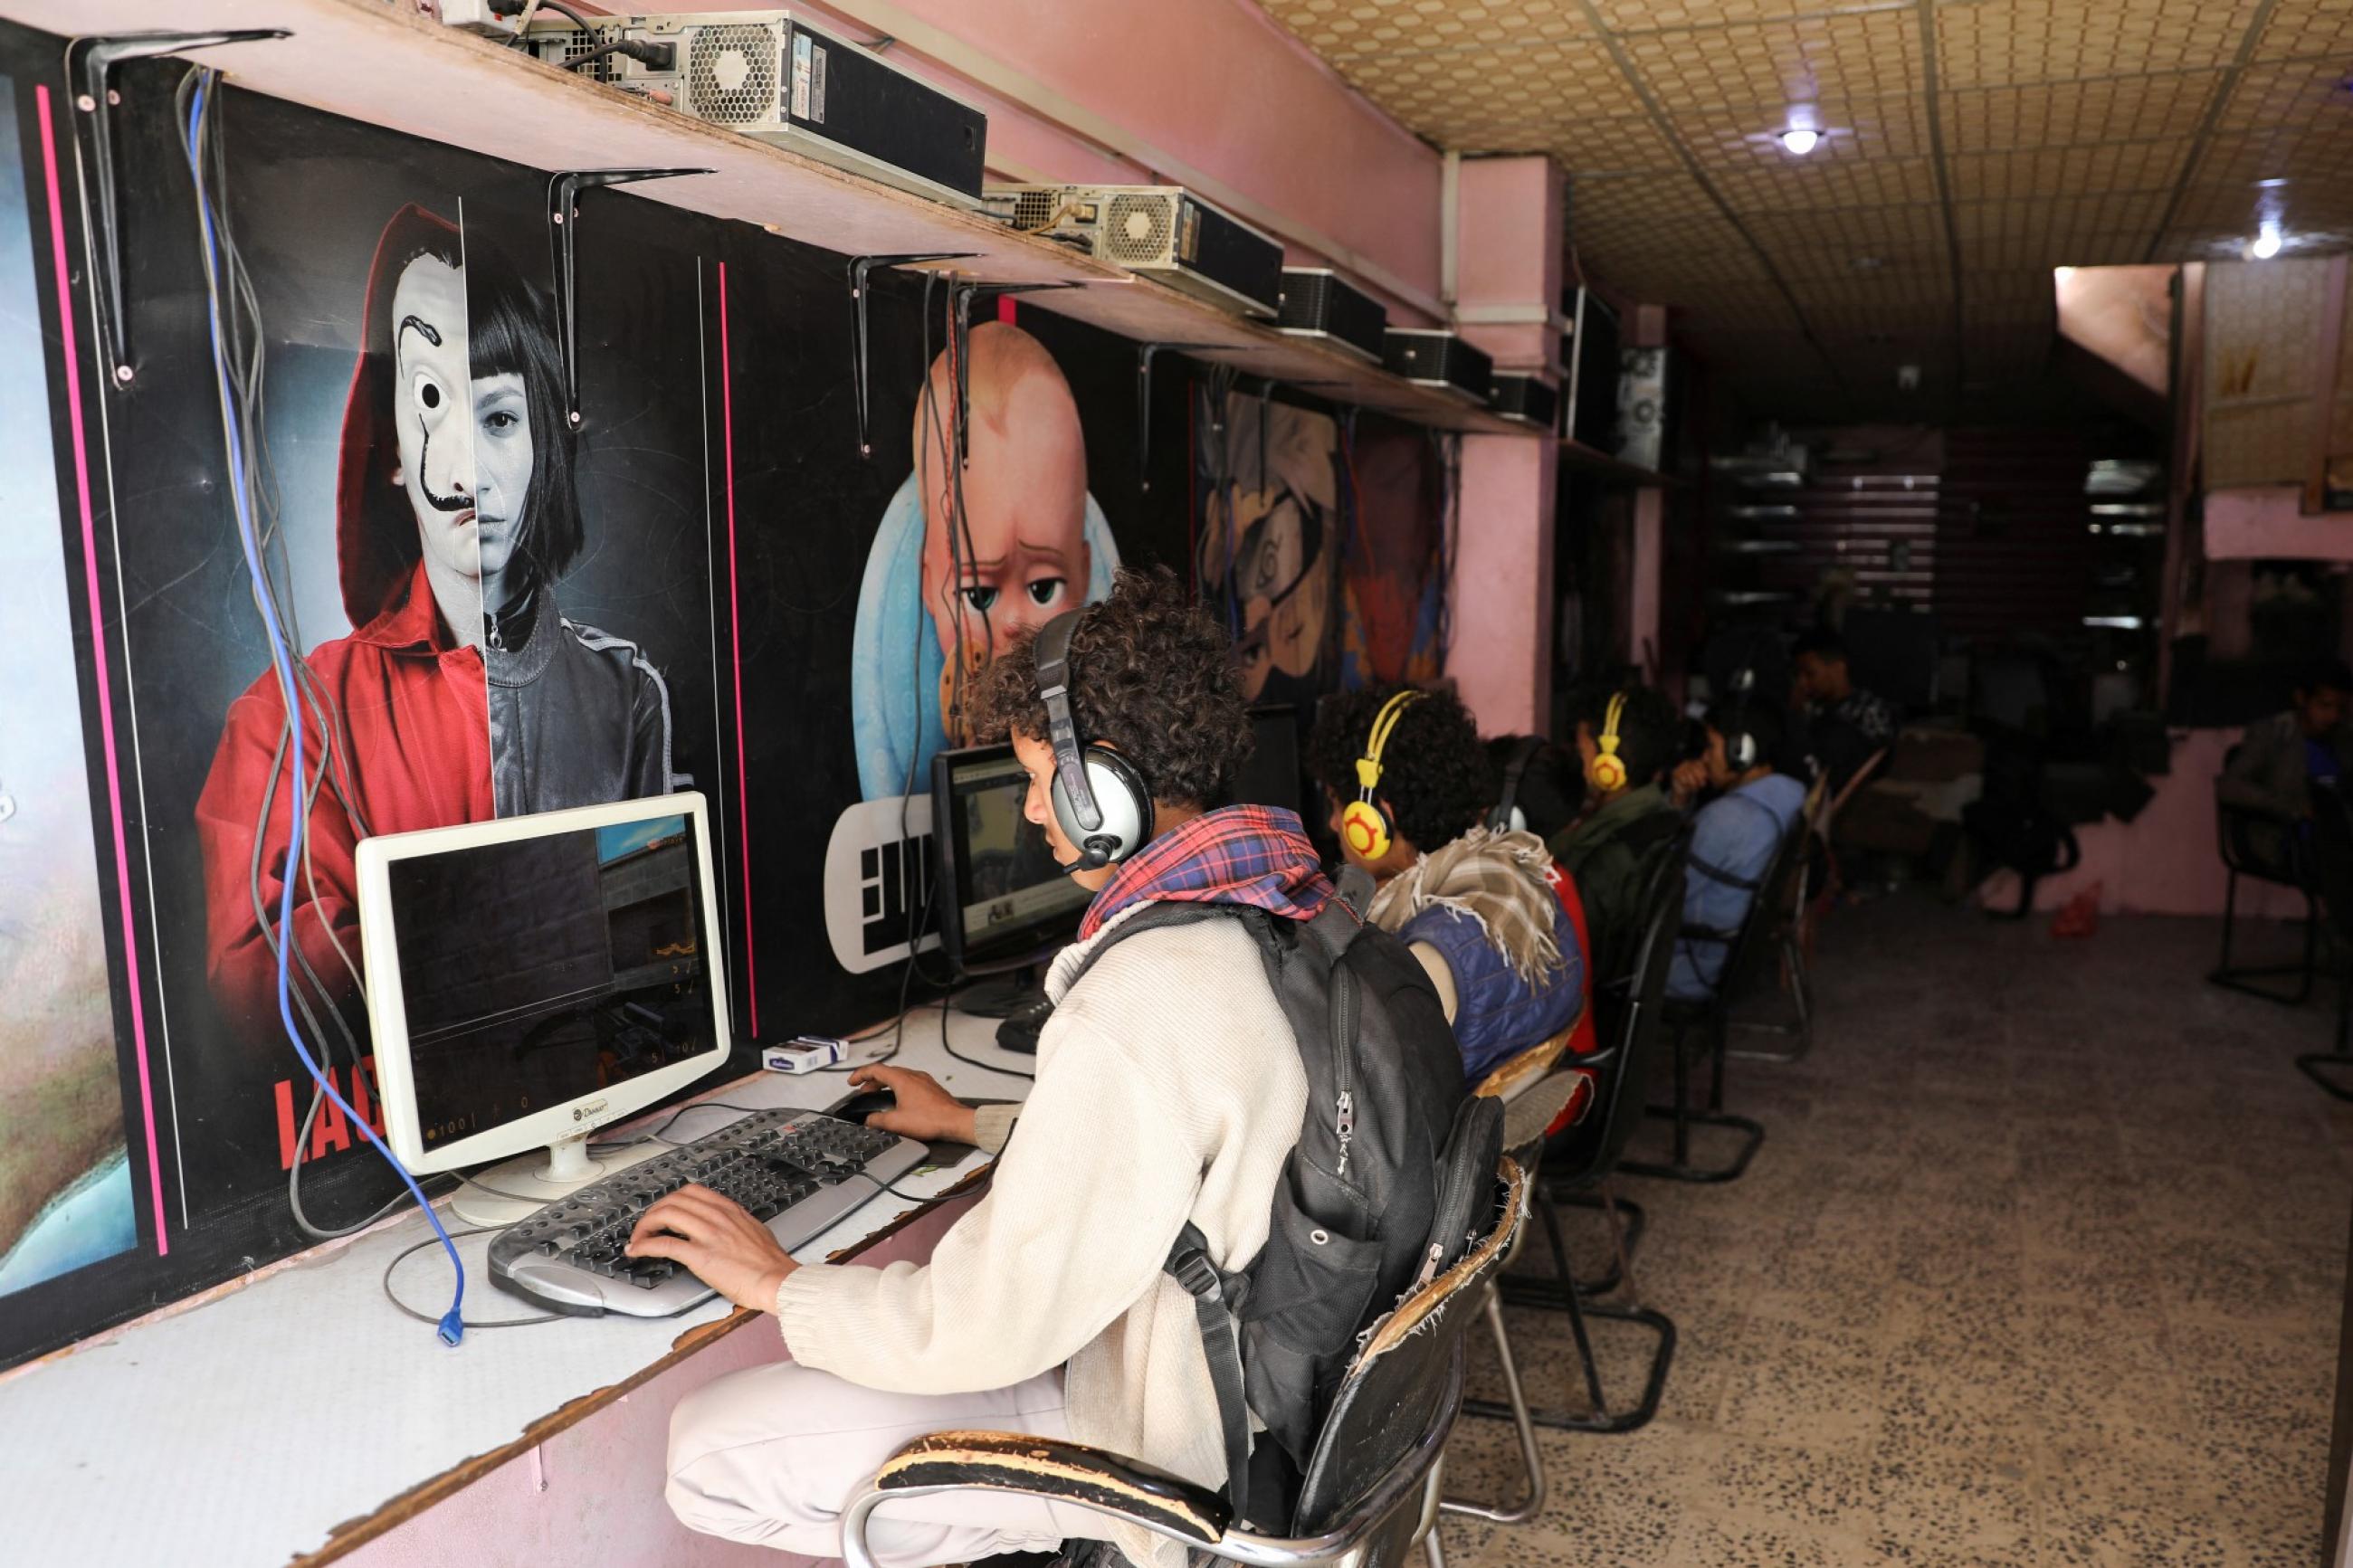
0;1005;1037;1567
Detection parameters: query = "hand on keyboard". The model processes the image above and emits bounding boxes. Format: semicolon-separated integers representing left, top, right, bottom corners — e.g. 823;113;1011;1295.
626;1185;797;1313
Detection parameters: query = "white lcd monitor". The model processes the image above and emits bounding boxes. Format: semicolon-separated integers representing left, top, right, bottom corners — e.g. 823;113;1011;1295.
355;793;731;1224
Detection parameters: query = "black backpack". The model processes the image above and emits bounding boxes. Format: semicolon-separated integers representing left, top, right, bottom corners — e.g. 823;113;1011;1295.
1062;867;1502;1525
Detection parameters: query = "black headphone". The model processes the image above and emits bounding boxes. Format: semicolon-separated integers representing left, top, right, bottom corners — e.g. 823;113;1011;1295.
1486;736;1543;833
1034;608;1156;871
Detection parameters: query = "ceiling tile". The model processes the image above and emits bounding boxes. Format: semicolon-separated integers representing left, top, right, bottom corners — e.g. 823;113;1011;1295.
1934;0;2267;90
1619;8;1924;114
1548;113;1687;174
1587;0;1831;31
2213;59;2353;129
1746;205;1951;275
2248;0;2353;62
1672;93;1932;169
1710;157;1945;214
1939;72;2224;152
1948;141;2194;201
1255;0;1590;58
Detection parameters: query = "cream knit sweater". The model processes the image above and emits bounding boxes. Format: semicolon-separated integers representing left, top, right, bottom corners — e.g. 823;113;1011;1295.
774;903;1308;1567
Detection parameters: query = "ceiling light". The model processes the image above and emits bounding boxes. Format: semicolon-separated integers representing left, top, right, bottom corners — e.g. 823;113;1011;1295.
2249;222;2283;260
1779;127;1820;156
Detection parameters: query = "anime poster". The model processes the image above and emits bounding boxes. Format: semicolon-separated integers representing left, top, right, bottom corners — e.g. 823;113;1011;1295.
850;318;1120;803
1337;416;1451;689
0;72;138;1298
94;82;718;1230
1196;387;1345;710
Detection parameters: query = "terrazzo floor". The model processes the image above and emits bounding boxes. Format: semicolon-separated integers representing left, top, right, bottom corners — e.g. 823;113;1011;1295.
1438;894;2351;1568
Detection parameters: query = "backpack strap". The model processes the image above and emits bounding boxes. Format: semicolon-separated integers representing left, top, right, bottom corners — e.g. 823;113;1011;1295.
1686;791;1785;894
1165;1222;1254;1525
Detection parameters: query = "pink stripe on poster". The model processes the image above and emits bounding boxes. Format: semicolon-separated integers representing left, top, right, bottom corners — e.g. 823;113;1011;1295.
36;84;168;1252
718;261;757;1037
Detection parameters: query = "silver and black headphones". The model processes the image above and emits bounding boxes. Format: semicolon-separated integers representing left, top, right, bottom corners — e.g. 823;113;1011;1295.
1486;736;1543;834
1034;608;1156;871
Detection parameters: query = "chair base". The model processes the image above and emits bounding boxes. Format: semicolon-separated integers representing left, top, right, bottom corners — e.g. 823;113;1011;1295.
1465;1303;1675;1437
2208;962;2317;1007
1728;935;1812;1063
1618;1108;1766;1184
2298;1052;2353;1101
1500;1189;1644;1301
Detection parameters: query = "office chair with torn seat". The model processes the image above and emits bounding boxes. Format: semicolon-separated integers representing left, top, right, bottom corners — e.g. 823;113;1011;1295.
1618;813;1805;1185
843;1162;1530;1568
1443;1032;1586;1521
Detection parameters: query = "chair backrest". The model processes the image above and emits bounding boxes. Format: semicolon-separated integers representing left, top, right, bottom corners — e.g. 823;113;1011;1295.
1710;815;1810;1010
1557;844;1686;1182
1291;1161;1529;1552
1824;746;1889;825
2306;784;2353;942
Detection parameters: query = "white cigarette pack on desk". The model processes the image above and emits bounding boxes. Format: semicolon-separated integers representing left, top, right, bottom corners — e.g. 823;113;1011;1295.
764;1036;847;1073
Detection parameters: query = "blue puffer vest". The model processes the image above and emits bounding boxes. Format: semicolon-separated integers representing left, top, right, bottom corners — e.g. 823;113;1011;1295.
1397;896;1583;1080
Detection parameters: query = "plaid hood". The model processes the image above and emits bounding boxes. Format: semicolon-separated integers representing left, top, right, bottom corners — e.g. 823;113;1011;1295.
1078;804;1333;940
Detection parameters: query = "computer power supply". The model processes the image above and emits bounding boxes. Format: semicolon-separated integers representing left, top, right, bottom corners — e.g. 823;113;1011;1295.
521;11;986;207
1382;328;1493;406
1489;373;1558;432
987;185;1282;318
1276;268;1387;364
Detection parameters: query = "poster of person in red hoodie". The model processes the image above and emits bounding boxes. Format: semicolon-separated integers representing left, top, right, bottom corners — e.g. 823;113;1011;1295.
192;203;682;1125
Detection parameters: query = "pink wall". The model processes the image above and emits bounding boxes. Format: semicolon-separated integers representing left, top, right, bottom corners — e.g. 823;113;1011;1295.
1448;433;1557;735
2205;486;2353;562
1976;727;2310;918
345;1202;972;1568
1454;157;1561;375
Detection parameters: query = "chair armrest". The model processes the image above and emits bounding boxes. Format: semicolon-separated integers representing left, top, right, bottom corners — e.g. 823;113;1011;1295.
869;1430;1231;1546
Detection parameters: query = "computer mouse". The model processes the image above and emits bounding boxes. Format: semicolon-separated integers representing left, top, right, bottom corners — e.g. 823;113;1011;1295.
832;1087;898;1123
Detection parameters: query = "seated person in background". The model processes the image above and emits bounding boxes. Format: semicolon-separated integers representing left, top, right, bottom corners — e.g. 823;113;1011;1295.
1308;689;1585;1080
1792;626;1896;793
1548;686;1685;986
1666;703;1809;1003
2220;656;2353;841
640;568;1322;1568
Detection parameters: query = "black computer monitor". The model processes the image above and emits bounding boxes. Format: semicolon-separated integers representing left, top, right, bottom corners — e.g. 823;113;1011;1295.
931;742;1092;975
1231;703;1302;815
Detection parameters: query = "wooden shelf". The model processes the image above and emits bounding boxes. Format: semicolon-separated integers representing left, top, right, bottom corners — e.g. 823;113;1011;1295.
25;0;1530;436
1559;438;1679;486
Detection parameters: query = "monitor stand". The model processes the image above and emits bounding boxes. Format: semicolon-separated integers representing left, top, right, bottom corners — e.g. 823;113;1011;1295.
448;1130;670;1229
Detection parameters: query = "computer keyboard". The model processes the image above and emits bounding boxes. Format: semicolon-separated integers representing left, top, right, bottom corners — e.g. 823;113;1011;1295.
488;1107;930;1318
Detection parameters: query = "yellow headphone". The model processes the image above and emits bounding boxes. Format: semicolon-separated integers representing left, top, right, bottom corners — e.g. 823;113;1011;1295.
1341;690;1424;863
1586;691;1630;794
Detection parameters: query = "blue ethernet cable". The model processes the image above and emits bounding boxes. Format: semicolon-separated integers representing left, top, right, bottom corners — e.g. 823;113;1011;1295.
181;72;467;1345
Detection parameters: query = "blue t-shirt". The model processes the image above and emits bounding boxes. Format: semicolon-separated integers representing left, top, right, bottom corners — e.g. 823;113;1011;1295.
2307;737;2341;793
1669;773;1808;1003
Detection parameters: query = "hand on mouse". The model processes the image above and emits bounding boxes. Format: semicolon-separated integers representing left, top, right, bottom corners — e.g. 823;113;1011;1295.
848;1064;975;1145
625;1184;796;1313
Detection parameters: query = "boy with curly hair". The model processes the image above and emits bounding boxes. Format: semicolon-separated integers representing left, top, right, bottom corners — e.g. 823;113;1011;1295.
1306;685;1586;1079
644;567;1322;1568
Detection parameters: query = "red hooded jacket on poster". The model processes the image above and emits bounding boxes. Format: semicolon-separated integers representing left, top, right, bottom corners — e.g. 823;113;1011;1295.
195;206;493;1036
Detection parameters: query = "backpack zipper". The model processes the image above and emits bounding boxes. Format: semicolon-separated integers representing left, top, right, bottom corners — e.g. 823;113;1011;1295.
1330;964;1360;1176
